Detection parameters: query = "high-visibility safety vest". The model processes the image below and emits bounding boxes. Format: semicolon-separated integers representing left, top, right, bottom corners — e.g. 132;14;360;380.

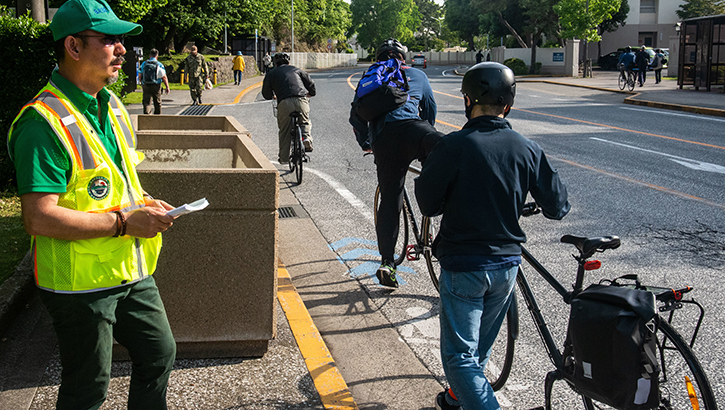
8;81;162;293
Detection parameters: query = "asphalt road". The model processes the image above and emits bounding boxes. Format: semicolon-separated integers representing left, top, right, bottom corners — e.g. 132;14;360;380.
214;65;725;409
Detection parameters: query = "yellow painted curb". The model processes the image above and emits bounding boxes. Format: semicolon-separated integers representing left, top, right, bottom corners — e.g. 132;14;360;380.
234;81;264;104
277;261;358;410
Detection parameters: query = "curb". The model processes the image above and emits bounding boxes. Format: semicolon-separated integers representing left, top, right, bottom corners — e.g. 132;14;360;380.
622;95;725;118
0;252;35;337
277;261;358;410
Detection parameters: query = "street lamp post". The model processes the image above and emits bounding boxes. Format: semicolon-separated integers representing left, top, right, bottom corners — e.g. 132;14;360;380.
291;0;295;54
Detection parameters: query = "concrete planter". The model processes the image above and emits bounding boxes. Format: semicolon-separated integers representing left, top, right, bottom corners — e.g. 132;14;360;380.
122;115;279;359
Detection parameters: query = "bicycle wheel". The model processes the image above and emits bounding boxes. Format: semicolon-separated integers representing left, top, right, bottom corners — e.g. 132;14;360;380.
486;294;518;391
581;316;717;410
373;185;409;266
293;125;303;184
422;214;442;291
618;72;626;90
627;72;636;91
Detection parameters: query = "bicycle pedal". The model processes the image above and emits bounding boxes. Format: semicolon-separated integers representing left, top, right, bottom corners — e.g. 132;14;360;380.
405;244;420;261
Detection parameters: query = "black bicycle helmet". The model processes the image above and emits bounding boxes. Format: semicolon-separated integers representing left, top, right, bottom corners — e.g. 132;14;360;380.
273;52;290;66
461;62;516;107
376;38;406;61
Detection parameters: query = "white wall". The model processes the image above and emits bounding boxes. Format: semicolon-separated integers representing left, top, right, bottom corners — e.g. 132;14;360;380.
289;53;358;69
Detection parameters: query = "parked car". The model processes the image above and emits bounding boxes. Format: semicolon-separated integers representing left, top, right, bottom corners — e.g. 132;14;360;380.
597;47;656;70
411;54;427;68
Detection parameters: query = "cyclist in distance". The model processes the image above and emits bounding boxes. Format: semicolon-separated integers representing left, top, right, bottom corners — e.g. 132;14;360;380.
618;47;635;78
349;38;443;288
415;62;571;410
262;52;316;163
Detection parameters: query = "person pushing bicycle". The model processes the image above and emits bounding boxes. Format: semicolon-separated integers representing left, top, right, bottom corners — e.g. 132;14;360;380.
262;52;316;163
414;62;570;410
349;38;443;288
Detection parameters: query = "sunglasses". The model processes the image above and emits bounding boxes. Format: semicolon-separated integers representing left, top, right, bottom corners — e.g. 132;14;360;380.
74;34;125;46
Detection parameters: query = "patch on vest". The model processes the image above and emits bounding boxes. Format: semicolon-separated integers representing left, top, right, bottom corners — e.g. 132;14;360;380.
88;176;110;200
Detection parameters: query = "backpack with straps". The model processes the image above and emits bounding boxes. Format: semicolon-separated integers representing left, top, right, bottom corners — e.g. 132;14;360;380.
142;60;159;85
566;284;660;409
352;58;409;122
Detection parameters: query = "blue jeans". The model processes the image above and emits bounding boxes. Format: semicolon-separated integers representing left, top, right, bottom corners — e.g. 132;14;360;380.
234;70;242;83
439;265;518;410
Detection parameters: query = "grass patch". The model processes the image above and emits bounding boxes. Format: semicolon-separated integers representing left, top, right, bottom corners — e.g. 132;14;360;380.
121;81;232;105
0;192;29;287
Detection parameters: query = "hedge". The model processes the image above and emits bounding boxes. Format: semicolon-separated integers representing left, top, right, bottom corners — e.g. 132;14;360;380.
0;9;55;192
0;8;128;192
503;58;529;76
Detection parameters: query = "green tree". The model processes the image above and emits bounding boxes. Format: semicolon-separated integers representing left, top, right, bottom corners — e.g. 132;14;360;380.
597;0;629;56
555;0;622;42
445;0;481;50
350;0;421;51
471;0;528;48
413;0;442;51
676;0;725;19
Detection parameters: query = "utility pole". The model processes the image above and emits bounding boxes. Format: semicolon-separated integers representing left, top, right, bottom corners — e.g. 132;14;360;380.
223;12;228;54
291;0;295;54
16;0;46;22
584;0;590;78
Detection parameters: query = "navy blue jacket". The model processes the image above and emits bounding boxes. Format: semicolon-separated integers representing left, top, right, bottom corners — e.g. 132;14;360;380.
415;116;570;258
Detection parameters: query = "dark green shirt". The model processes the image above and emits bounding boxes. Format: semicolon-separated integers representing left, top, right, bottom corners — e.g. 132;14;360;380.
9;70;124;195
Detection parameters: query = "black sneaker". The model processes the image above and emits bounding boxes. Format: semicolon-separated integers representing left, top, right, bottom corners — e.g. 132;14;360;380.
435;390;460;410
376;262;398;288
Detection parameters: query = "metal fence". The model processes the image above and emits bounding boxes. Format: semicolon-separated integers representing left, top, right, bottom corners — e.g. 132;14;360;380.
288;52;358;70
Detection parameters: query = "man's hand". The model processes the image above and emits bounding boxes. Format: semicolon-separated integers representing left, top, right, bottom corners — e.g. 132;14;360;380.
124;201;175;238
164;88;170;95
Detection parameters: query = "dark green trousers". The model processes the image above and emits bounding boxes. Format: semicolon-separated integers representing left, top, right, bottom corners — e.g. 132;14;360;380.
39;276;176;410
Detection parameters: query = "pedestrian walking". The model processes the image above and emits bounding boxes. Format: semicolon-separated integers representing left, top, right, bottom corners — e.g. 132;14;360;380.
652;48;664;84
7;0;178;408
138;48;170;114
185;45;209;104
635;46;650;87
233;51;245;85
415;62;570;410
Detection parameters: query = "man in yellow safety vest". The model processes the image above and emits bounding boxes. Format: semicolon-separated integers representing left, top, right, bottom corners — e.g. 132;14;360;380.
7;0;177;408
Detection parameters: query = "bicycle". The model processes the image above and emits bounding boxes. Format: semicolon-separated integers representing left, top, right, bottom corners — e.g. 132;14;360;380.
288;112;307;185
272;99;307;185
477;203;717;409
618;64;637;92
369;158;442;285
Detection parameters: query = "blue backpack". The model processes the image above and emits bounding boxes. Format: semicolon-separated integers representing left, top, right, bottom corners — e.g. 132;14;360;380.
352;59;409;122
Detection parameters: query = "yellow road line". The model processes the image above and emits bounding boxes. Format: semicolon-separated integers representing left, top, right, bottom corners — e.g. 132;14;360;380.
277;261;358;410
431;90;725;150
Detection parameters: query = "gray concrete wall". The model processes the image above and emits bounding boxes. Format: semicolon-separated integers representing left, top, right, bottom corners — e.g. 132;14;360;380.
116;115;279;359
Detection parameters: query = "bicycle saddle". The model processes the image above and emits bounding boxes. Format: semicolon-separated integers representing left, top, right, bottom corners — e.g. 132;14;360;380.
560;235;621;258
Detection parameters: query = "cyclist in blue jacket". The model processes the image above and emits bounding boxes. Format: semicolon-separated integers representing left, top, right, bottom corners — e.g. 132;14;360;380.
618;47;635;78
415;62;570;410
349;39;443;288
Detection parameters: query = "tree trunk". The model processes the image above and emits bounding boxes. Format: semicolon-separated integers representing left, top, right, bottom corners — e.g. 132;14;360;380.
161;25;177;55
498;11;528;48
529;33;538;74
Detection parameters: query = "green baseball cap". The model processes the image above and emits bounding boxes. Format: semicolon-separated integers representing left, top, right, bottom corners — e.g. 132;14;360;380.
49;0;142;42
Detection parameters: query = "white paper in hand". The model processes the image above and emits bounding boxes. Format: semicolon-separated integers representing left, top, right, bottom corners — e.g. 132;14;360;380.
166;198;209;217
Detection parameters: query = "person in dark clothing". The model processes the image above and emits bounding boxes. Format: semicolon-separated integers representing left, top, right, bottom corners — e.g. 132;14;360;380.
262;52;316;162
415;62;570;410
349;38;443;288
476;49;484;63
635;46;650;86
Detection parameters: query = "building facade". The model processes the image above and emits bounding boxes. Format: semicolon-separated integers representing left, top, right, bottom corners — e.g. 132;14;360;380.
593;0;684;57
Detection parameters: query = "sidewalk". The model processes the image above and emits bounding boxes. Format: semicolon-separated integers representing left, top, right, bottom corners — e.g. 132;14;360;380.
518;69;725;117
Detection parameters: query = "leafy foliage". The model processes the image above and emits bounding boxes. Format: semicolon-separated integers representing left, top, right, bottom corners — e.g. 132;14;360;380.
676;0;725;19
350;0;421;51
555;0;622;42
504;57;528;75
0;7;55;192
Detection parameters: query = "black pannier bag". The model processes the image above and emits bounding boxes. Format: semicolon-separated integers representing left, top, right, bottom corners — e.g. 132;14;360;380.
567;284;660;409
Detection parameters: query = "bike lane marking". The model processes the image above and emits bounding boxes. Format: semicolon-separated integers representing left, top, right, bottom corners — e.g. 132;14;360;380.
277;260;359;410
